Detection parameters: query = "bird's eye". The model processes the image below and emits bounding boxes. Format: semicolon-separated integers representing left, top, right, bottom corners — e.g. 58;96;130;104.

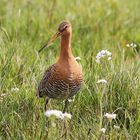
61;25;68;32
64;25;68;29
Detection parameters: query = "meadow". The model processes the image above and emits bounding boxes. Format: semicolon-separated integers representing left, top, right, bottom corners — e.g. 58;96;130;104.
0;0;140;139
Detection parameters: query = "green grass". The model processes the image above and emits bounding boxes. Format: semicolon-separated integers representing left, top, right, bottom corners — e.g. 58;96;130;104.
0;0;140;139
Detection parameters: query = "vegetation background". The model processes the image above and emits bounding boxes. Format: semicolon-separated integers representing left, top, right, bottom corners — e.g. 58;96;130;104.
0;0;140;139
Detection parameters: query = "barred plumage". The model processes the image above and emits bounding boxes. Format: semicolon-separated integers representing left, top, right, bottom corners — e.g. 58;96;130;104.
37;62;83;99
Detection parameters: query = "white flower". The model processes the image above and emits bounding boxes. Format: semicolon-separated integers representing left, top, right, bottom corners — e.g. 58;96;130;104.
97;79;107;84
44;110;63;119
11;87;19;92
108;57;112;60
106;50;112;56
114;125;120;129
126;43;137;48
100;50;106;56
75;56;81;61
0;93;7;97
126;44;130;47
68;99;74;102
0;94;7;102
68;96;75;103
100;128;106;133
96;58;100;63
133;44;137;47
96;50;112;63
63;113;72;119
51;122;56;127
44;110;72;120
104;113;116;120
130;43;134;47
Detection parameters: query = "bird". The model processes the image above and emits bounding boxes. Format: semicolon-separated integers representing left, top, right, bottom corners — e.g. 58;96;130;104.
36;21;84;112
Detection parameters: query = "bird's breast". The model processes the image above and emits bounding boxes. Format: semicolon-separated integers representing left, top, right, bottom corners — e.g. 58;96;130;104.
56;59;83;82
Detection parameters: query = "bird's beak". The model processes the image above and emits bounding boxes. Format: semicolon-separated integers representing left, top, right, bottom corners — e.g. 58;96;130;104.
39;31;61;53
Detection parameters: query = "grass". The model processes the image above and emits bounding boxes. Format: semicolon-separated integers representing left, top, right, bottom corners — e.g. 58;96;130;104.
0;0;140;139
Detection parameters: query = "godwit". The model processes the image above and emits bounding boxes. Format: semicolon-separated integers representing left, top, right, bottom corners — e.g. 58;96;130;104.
37;21;84;112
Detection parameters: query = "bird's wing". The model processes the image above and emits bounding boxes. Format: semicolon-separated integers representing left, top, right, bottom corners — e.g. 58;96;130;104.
36;64;55;97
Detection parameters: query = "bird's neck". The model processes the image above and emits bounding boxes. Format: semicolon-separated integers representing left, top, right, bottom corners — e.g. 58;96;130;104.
59;34;73;60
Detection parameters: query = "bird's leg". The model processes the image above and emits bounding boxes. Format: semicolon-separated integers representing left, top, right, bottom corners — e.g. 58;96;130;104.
44;98;49;111
63;99;68;113
61;99;71;138
44;98;50;137
62;84;70;113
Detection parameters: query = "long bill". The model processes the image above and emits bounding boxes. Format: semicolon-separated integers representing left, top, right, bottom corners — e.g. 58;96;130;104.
38;31;61;53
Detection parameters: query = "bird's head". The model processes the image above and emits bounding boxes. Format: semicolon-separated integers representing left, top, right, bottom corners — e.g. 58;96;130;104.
58;21;72;36
39;21;71;52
